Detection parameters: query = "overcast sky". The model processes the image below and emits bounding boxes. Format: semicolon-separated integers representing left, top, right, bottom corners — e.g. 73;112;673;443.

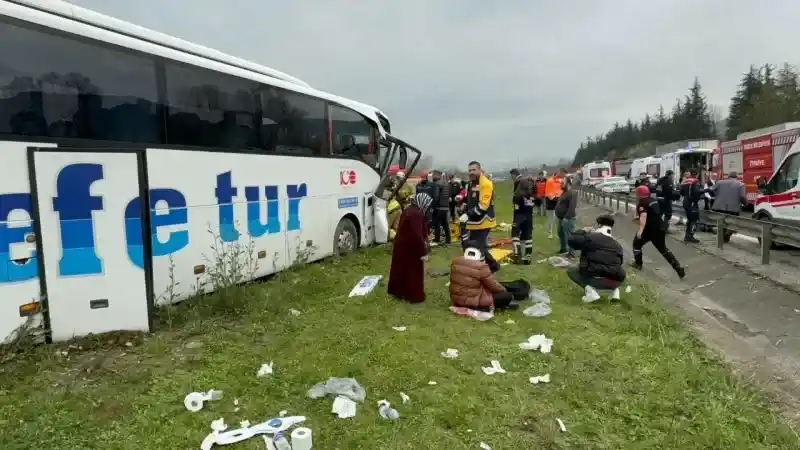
71;0;800;169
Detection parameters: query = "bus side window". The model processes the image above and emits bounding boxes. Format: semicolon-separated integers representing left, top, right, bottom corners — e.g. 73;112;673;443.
260;88;324;156
0;17;160;143
330;104;376;167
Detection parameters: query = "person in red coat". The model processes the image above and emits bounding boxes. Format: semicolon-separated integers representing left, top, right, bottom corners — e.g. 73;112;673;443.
388;193;434;303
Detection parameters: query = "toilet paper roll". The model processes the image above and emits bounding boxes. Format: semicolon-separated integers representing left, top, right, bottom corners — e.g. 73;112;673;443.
290;427;312;450
183;392;205;412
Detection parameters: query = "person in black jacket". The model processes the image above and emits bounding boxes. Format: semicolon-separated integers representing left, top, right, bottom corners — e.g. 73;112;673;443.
679;169;704;243
431;170;451;245
448;177;461;222
566;214;626;302
509;168;535;264
415;170;438;238
655;170;677;230
632;185;686;279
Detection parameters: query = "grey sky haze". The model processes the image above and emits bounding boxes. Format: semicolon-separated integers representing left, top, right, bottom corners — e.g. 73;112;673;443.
71;0;800;169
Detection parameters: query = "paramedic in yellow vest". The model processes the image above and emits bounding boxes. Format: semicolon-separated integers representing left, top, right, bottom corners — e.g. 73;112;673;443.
461;161;500;272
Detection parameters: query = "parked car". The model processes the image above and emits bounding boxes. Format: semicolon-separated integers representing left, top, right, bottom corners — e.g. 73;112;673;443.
600;181;632;194
594;176;627;190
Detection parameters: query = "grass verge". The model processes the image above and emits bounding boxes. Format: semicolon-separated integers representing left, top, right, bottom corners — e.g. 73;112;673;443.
0;182;797;449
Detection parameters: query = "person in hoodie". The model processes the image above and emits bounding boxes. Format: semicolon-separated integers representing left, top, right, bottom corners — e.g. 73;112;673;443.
632;185;686;279
679;169;705;243
554;176;578;258
566;214;626;302
448;176;462;222
509;168;535;264
431;170;451;245
654;169;678;230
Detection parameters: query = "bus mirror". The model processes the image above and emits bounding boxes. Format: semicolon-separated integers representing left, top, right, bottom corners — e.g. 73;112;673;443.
398;148;408;169
756;176;767;191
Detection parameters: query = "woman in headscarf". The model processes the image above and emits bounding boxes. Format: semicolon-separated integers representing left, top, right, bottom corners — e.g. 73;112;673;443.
388;193;433;303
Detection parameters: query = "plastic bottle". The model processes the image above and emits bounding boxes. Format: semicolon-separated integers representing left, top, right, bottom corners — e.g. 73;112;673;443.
272;432;292;450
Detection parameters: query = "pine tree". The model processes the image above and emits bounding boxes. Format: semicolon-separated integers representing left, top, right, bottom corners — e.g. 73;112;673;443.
775;63;800;121
726;66;763;139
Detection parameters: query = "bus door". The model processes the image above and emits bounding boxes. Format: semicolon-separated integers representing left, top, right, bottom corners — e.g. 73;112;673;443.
372;136;422;243
27;148;153;342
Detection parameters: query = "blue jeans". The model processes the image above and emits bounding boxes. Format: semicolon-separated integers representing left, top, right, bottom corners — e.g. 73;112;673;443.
557;217;575;254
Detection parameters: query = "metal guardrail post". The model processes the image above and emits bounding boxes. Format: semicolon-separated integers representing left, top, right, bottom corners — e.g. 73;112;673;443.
760;223;772;265
616;196;620;210
716;218;725;249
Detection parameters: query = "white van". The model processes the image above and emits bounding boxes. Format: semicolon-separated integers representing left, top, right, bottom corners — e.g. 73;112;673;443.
754;140;800;224
582;161;612;186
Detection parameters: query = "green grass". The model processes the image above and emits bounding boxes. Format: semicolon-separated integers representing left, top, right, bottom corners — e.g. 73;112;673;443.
0;182;798;449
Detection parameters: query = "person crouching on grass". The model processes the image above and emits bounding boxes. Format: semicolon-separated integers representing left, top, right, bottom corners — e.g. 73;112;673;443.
388;193;434;303
566;214;626;302
449;241;517;311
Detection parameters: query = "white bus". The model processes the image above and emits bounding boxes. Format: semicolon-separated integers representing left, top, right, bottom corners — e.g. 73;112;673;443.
0;0;421;343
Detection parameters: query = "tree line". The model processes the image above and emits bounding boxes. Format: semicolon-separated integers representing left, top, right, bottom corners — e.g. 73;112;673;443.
572;63;800;167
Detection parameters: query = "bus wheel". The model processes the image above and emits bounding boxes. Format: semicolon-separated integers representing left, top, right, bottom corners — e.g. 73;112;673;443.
334;218;358;256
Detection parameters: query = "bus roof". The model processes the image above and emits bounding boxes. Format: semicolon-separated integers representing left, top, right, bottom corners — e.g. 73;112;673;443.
7;0;390;133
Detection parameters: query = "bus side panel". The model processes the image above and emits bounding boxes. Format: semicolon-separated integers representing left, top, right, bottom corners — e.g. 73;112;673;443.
144;149;379;303
0;141;55;343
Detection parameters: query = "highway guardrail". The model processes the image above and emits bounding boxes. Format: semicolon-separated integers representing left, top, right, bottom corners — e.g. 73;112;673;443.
577;186;800;265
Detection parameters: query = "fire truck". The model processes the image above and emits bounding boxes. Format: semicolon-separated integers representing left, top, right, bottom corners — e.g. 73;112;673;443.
714;122;800;206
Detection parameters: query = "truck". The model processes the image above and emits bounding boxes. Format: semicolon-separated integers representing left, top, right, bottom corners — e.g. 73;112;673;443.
715;123;800;205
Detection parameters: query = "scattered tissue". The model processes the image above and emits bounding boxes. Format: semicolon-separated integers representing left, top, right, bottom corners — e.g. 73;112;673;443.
450;306;494;321
428;381;438;385
522;302;551;317
377;399;400;420
441;348;459;359
210;418;227;432
308;377;366;403
505;319;516;324
481;360;506;375
479;442;492;449
279;410;288;417
289;308;301;316
548;256;571;268
257;362;274;377
529;374;551;384
239;420;251;428
348;275;382;297
400;392;410;404
184;390;223;412
392;326;407;332
624;285;632;294
332;396;357;419
556;418;567;432
528;289;550;303
519;334;553;354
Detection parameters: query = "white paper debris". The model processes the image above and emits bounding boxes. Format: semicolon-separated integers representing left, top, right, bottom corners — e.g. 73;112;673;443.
481;360;506;375
519;334;553;354
184;390;223;412
400;392;410;404
446;281;451;287
441;348;459;359
289;308;301;316
332;395;357;419
556;418;567;432
392;326;407;331
505;319;515;324
279;410;288;417
528;289;551;303
239;420;250;428
624;285;632;293
428;381;437;385
257;362;274;377
529;374;551;384
348;275;382;297
210;418;227;432
479;442;492;449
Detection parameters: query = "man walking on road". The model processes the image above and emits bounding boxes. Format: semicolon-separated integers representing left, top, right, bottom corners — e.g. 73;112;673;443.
632;185;686;279
509;168;535;265
712;171;747;243
463;161;500;272
431;170;452;245
679;169;704;243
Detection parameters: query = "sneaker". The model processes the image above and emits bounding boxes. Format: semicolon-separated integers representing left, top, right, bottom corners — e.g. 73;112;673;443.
582;286;601;303
609;287;621;300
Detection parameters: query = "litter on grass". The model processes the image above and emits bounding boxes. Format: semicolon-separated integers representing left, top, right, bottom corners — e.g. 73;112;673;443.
624;285;633;293
547;256;571;268
392;326;407;332
529;288;550;303
428;381;438;385
481;360;506;375
377;399;400;420
522;302;551;317
529;374;551;384
184;389;223;412
450;306;494;321
400;392;410;403
257;362;274;377
479;442;492;449
332;396;357;419
556;418;567;432
348;275;382;297
308;377;366;402
441;348;459;359
519;334;553;354
289;308;301;316
505;319;516;324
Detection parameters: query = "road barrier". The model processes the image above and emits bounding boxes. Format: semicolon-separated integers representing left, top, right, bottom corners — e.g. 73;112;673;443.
577;187;800;265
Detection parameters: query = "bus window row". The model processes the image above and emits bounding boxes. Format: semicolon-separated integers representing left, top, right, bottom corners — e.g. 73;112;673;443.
0;16;376;162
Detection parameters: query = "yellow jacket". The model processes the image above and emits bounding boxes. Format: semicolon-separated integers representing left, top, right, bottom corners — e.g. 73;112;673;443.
466;174;496;230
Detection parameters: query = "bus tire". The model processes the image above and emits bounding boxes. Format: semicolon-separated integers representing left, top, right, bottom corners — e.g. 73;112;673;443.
333;217;359;256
